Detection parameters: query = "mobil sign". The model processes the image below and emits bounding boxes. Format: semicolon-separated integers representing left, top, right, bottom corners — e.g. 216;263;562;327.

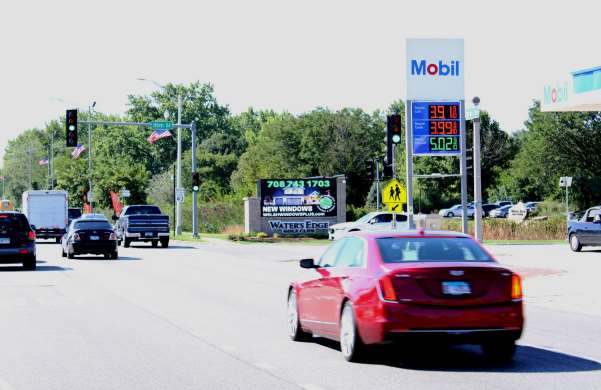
406;39;465;100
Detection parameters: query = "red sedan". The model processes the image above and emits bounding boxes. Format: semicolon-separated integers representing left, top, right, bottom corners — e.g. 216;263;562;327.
287;230;523;362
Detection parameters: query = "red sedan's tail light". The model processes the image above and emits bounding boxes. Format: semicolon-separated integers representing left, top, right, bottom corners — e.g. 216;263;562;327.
73;233;81;242
511;274;522;300
28;231;36;241
379;275;397;302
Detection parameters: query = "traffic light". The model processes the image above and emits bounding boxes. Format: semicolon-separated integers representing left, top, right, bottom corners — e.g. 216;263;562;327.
191;172;200;192
382;163;393;178
365;160;374;181
66;109;78;147
386;114;402;163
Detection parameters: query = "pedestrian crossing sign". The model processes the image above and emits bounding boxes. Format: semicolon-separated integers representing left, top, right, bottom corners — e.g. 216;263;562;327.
382;179;407;204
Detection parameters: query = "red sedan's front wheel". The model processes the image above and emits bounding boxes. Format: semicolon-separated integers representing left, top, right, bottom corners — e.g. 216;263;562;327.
287;291;310;341
340;302;365;362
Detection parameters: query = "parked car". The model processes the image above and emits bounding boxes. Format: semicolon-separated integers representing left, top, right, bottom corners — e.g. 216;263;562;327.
115;205;170;248
287;230;523;362
328;212;408;240
495;201;513;208
567;206;601;252
490;205;512;218
524;202;540;213
68;208;82;226
439;204;477;218
0;211;36;270
61;218;118;259
482;204;499;217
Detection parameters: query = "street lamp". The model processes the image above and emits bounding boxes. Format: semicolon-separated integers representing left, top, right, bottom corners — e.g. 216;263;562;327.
137;78;183;235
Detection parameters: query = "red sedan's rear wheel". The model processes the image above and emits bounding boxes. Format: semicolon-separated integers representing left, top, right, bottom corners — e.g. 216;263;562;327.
340;302;365;362
287;291;310;341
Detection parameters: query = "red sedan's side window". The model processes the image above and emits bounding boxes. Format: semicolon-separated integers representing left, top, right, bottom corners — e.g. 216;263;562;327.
318;239;345;268
336;237;365;268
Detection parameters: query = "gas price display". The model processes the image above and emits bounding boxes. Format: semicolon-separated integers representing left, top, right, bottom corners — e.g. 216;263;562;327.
411;101;462;155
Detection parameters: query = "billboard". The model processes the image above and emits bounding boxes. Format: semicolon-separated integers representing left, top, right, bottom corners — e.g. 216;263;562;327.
260;179;337;218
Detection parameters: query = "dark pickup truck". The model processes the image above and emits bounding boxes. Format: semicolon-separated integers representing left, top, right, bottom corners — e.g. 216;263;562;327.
115;205;170;248
567;206;601;252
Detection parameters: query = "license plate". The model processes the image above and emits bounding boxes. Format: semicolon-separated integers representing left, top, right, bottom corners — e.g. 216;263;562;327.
442;281;471;295
90;236;100;241
145;232;153;237
0;238;9;244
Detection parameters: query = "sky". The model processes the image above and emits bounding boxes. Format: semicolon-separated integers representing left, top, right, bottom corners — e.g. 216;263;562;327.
1;0;599;163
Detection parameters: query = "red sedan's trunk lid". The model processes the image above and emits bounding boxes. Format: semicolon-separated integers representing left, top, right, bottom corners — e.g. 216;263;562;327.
383;262;514;306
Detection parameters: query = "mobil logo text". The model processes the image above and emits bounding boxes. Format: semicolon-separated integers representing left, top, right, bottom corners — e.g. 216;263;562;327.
411;59;461;77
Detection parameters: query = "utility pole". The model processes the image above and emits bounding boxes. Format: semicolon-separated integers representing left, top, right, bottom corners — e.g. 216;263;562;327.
49;129;54;189
191;121;198;238
28;145;33;190
88;102;96;211
176;94;183;235
472;97;483;241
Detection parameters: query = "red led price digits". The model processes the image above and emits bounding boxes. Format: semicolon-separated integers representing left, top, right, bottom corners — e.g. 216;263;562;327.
429;121;458;135
428;104;459;119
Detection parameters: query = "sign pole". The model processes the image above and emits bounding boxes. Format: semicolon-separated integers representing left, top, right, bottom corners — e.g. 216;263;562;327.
405;101;414;229
566;184;569;227
375;159;380;211
459;100;468;234
472;98;483;241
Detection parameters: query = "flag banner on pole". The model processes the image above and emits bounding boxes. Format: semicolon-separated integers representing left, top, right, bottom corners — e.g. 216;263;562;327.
147;130;172;144
110;191;123;217
38;158;49;166
71;144;86;159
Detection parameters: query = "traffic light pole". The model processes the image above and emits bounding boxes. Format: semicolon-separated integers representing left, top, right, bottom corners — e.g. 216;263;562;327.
191;121;198;238
88;105;93;211
176;94;183;235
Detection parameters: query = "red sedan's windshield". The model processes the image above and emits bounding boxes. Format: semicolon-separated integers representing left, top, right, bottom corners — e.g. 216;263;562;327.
376;237;493;263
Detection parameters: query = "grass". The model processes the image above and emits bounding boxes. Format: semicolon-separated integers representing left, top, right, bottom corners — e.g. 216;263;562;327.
171;231;205;243
484;239;566;245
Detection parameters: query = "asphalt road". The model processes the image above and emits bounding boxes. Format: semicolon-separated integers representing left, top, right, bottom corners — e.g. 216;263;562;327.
0;239;600;390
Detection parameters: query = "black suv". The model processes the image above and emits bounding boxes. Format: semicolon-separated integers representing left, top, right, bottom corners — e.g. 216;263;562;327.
0;212;37;270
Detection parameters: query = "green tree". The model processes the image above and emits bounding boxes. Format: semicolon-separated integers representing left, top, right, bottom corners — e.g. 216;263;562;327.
496;101;601;208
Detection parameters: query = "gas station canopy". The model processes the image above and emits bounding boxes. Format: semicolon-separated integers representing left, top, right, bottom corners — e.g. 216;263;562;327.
541;65;601;112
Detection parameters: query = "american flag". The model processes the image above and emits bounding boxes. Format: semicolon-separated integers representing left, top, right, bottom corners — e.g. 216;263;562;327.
71;144;86;159
147;130;172;144
38;158;49;166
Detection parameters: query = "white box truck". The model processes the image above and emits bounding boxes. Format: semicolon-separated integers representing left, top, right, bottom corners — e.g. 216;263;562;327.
22;190;68;242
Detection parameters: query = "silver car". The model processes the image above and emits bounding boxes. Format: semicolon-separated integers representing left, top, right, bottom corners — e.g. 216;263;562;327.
439;204;477;218
328;212;408;240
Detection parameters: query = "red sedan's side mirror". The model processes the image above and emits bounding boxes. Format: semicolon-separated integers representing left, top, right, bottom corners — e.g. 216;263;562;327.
300;258;318;269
